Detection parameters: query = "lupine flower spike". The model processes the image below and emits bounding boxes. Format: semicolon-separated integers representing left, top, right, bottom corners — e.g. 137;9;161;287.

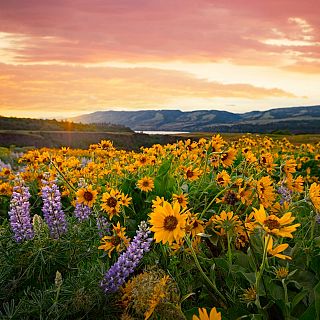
41;177;67;239
100;221;153;294
8;183;34;242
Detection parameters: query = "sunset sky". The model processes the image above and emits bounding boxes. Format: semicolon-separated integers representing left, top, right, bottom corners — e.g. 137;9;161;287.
0;0;319;118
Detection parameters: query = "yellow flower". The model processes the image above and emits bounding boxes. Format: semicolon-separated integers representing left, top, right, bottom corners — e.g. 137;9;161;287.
259;152;276;173
253;205;300;238
221;148;237;168
283;159;296;175
256;176;276;208
149;201;188;245
184;166;202;181
137;177;154;192
275;267;289;279
238;184;253;205
76;185;98;207
210;210;241;236
119;193;132;207
216;190;239;206
209;134;225;153
152;196;166;208
310;182;320;211
244;151;257;164
98;222;130;257
235;229;249;249
241;287;257;303
0;182;13;196
192;307;221;320
186;213;205;237
266;236;292;260
101;189;122;219
216;170;231;187
287;175;304;193
210;154;220;168
172;193;188;208
144;275;169;320
135;154;150;166
98;139;114;151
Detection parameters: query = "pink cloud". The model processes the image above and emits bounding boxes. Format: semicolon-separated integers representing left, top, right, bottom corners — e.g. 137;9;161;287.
0;0;319;71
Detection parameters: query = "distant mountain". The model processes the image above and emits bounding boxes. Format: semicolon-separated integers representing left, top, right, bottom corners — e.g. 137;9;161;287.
71;105;320;134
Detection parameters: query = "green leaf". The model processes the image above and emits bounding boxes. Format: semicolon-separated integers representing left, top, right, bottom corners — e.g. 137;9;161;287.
157;158;172;176
240;272;256;285
209;263;216;283
314;237;320;248
214;258;229;272
267;281;284;300
180;292;195;304
291;290;308;310
315;281;320;319
299;303;316;320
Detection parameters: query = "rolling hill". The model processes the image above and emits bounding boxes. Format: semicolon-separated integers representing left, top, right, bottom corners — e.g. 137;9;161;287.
71;105;320;134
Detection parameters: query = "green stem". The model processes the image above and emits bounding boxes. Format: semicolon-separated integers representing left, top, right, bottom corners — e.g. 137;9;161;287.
54;286;61;305
282;280;290;320
185;236;227;307
199;187;228;219
310;211;315;241
227;231;232;266
255;235;270;293
50;159;76;192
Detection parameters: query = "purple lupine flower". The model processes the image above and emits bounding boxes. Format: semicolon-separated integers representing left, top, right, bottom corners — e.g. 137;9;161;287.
8;184;34;242
41;179;67;238
316;215;320;224
74;202;92;222
277;185;292;204
0;159;11;170
100;221;153;294
96;216;111;238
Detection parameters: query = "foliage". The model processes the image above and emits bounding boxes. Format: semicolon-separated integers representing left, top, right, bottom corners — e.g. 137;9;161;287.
0;135;320;319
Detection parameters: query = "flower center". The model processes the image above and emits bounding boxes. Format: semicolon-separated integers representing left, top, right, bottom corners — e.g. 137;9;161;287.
111;236;121;246
142;180;150;187
163;216;178;231
140;157;147;164
217;177;224;184
224;191;238;205
107;197;118;207
176;196;184;204
186;170;194;178
83;191;94;202
221;153;228;161
276;268;289;279
264;218;281;230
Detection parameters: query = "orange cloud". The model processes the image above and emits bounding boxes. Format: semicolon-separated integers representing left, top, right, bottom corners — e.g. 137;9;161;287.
0;63;297;117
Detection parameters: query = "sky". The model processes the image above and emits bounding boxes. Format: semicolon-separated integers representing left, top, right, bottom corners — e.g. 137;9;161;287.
0;0;319;118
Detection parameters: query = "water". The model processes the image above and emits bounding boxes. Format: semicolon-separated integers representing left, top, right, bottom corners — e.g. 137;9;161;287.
135;131;189;135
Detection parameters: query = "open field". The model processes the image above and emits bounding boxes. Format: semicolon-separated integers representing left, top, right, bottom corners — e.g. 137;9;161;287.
0;130;181;150
176;132;320;145
0;130;319;150
0;134;319;319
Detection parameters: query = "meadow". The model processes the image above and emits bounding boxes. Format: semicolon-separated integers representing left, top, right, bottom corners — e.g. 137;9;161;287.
0;134;319;319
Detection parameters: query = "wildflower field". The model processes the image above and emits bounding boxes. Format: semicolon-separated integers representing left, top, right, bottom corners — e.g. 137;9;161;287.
0;135;319;320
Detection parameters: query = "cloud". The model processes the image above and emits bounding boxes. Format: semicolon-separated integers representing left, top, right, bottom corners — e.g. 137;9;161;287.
0;0;319;73
0;63;297;117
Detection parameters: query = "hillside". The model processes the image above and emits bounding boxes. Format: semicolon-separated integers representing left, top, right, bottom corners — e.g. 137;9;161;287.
0;116;132;133
71;105;320;133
